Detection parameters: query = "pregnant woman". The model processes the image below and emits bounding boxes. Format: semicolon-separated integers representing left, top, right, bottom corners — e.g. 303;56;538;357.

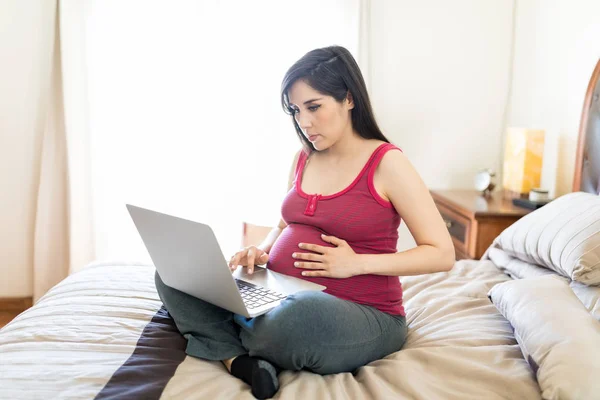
155;45;454;399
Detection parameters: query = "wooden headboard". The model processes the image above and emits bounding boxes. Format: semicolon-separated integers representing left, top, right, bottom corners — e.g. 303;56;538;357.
573;59;600;193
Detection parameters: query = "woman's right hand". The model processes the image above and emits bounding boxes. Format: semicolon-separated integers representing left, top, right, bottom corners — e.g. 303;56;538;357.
228;246;269;274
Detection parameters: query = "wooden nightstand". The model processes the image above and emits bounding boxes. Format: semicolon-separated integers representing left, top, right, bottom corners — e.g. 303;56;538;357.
430;190;531;260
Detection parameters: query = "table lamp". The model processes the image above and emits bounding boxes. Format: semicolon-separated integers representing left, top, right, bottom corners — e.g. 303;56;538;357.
502;127;545;198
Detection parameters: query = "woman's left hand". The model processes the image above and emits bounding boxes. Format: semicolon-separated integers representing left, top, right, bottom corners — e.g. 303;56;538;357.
292;234;359;278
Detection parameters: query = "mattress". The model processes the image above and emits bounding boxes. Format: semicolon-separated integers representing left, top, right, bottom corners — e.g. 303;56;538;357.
0;260;541;399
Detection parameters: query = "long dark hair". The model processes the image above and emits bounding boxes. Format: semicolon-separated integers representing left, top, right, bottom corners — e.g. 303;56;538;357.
281;45;390;153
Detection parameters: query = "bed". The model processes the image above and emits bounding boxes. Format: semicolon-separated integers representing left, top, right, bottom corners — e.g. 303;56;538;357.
1;59;599;400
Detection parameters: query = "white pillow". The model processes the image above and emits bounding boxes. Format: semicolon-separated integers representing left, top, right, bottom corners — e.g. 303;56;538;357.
486;248;599;320
489;191;600;285
489;275;600;400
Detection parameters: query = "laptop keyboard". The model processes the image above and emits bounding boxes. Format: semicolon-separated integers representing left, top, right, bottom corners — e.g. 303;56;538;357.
235;279;287;309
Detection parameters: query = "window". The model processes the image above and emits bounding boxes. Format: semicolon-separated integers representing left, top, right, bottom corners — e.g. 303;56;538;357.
84;0;362;261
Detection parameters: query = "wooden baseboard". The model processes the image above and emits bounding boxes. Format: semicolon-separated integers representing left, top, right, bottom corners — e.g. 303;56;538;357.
0;297;32;328
0;297;33;312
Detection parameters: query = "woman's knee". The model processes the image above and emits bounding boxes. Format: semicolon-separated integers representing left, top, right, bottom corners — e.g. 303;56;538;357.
154;271;177;305
154;271;167;299
154;270;196;313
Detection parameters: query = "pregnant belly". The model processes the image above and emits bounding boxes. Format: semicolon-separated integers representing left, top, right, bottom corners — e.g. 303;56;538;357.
267;223;333;281
267;223;404;315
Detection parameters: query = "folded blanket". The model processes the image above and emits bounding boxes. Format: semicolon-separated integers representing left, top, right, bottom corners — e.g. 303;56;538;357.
486;248;556;280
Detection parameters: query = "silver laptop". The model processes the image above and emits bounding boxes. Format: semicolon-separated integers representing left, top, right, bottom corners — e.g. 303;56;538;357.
126;204;326;318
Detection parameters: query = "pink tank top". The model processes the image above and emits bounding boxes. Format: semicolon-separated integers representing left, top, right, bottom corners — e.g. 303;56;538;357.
267;142;405;315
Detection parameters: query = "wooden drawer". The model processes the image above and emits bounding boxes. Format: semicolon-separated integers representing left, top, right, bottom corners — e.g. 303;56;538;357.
435;202;472;259
431;190;531;260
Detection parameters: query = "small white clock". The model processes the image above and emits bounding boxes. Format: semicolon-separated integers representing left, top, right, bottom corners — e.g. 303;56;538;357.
474;169;496;195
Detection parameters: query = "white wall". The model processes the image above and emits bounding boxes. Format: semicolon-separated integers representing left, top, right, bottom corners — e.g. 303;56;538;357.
0;0;517;295
507;0;600;197
0;1;56;297
369;0;515;249
3;1;597;296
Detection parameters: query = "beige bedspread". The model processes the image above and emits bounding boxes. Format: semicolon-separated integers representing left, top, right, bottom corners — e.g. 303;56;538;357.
0;260;540;399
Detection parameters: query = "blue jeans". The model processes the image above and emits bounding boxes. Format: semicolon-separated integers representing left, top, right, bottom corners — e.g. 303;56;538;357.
155;271;407;375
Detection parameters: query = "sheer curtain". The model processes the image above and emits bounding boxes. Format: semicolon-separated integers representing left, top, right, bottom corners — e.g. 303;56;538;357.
82;0;364;263
31;1;95;300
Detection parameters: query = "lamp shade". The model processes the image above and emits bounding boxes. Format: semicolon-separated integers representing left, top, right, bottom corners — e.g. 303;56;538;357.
502;127;545;194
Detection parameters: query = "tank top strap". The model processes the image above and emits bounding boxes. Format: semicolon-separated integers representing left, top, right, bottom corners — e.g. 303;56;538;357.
366;143;402;175
365;143;403;207
294;150;310;182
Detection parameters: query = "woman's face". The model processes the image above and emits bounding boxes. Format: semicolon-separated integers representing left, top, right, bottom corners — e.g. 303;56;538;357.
287;80;354;151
